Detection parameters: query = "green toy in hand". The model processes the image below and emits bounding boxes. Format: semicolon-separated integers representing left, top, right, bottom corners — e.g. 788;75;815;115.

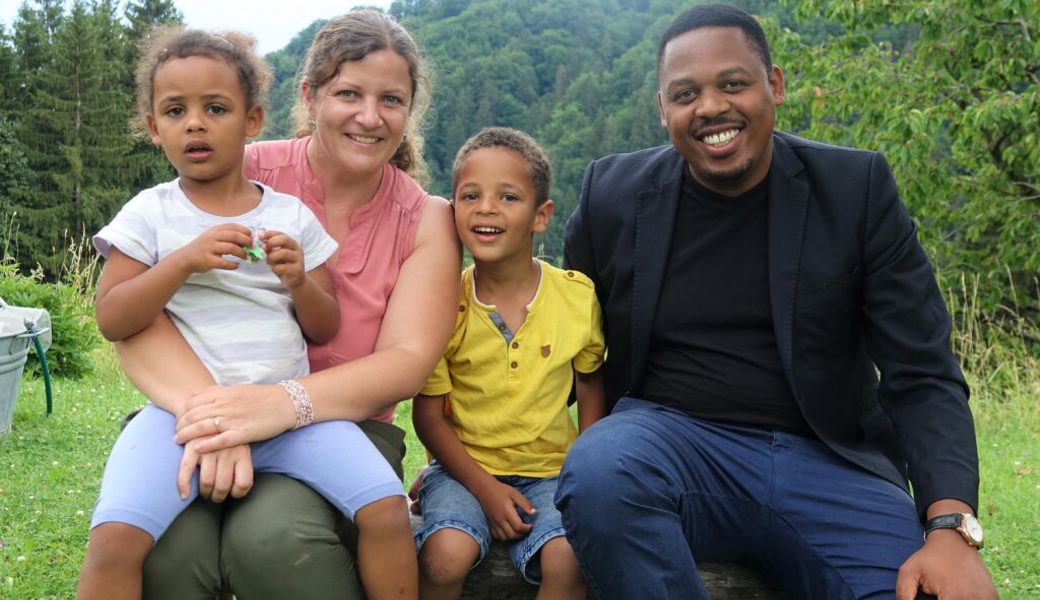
243;227;267;263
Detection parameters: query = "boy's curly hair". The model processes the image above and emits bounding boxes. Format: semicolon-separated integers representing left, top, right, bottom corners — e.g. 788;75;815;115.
452;127;552;205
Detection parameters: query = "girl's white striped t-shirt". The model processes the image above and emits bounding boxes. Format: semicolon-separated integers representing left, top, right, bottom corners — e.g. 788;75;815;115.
94;179;338;385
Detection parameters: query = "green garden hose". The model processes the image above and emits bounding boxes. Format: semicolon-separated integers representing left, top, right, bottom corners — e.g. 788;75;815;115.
23;319;53;416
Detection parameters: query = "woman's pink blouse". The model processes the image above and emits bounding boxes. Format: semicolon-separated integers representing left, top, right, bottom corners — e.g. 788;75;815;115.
245;137;429;423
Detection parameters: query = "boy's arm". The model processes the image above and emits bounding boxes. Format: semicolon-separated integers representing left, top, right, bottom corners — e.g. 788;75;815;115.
575;368;606;432
413;393;534;540
262;231;339;344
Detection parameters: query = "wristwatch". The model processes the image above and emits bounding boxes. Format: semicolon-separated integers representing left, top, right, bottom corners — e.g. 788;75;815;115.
924;512;984;548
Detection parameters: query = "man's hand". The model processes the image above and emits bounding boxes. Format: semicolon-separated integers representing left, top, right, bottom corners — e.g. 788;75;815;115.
474;479;535;541
896;529;998;600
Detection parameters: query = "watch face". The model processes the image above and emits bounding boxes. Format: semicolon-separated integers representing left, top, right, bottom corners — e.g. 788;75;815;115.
963;515;984;543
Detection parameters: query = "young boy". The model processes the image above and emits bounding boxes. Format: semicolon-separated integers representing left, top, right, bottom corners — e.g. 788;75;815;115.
412;127;606;600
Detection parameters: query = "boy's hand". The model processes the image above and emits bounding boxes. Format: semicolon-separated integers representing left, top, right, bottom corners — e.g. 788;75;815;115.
261;230;306;289
408;465;428;514
174;224;252;274
475;479;535;541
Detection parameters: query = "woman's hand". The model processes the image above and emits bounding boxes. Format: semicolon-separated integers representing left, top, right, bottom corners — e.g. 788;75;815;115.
174;384;297;453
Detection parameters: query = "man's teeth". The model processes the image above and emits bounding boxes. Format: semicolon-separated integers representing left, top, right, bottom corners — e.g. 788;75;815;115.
473;227;503;234
703;129;738;146
350;134;379;144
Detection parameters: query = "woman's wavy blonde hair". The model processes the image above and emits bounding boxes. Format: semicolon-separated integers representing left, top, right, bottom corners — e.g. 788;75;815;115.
292;10;431;184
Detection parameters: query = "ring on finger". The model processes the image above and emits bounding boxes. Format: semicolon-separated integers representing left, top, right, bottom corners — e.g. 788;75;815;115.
213;416;222;431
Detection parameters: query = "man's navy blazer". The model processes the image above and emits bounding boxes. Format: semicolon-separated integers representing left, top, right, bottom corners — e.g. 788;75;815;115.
564;132;979;517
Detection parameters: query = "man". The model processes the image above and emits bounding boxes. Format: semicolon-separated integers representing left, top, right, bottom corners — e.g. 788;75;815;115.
555;4;998;599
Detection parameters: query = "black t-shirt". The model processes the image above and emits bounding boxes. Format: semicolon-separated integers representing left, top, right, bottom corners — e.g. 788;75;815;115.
639;167;813;437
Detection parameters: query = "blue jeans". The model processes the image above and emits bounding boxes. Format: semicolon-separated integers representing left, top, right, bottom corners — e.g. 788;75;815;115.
414;462;566;584
555;397;927;600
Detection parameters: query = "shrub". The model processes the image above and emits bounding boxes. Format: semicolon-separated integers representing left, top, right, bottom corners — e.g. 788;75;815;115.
0;260;100;379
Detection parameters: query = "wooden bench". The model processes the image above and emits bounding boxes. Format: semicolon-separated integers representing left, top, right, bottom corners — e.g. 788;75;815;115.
410;514;783;599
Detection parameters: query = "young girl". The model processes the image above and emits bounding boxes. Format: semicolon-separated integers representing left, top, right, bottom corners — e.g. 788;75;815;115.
77;28;416;600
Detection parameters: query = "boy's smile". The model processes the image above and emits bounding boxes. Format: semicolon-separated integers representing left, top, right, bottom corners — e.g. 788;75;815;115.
453;147;553;267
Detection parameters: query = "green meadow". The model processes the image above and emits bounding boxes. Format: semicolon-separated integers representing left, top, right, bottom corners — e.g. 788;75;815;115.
1;307;1038;598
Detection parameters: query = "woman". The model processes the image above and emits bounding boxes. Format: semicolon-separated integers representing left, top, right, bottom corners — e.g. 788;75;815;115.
116;11;459;598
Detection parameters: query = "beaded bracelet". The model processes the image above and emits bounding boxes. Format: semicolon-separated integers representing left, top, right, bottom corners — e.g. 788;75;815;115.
278;379;313;430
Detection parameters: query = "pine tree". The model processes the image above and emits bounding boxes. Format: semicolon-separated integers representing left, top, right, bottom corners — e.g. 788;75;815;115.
16;0;135;275
122;0;182;194
125;0;182;40
11;0;61;103
0;25;18;116
0;113;37;261
7;1;61;271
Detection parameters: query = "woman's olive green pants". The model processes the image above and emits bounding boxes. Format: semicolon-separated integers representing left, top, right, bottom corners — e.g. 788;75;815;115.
141;420;407;600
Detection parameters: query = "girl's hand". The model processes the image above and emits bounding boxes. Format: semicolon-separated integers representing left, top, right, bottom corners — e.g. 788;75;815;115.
198;444;254;503
174;384;297;453
176;436;254;502
474;479;535;541
261;230;306;289
173;224;253;274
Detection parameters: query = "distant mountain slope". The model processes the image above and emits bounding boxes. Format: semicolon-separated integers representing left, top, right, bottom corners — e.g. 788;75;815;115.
260;0;821;261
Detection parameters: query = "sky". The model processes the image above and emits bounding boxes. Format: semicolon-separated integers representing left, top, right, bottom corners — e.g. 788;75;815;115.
0;0;395;54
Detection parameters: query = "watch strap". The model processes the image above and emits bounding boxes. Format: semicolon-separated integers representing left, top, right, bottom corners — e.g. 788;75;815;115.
924;513;962;533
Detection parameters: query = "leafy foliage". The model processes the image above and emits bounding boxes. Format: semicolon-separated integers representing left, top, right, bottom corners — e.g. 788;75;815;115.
0;114;37;257
776;0;1040;312
0;0;1036;320
1;0;179;277
0;260;100;379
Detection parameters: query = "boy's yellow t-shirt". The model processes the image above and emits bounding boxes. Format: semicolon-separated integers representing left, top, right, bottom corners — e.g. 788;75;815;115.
420;261;605;477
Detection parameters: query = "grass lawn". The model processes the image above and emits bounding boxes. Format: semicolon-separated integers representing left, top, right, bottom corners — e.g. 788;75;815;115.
1;345;1038;598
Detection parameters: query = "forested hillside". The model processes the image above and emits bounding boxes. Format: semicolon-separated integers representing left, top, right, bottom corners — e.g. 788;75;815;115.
2;0;1037;319
1;0;180;275
264;0;801;258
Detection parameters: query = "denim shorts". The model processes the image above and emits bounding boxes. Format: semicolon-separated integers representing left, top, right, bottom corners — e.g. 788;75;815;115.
414;462;566;584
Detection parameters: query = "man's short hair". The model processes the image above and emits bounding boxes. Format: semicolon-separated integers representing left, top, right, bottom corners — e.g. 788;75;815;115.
657;3;773;75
